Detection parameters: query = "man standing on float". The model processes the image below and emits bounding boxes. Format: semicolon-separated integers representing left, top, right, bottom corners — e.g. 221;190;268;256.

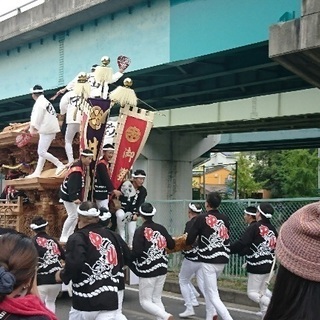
26;85;65;178
59;149;94;243
94;143;122;209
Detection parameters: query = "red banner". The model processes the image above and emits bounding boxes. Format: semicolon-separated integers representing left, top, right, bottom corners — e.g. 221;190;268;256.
111;106;154;189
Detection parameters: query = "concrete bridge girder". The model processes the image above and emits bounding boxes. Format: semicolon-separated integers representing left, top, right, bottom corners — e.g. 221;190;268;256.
213;128;320;152
153;88;320;134
0;0;146;52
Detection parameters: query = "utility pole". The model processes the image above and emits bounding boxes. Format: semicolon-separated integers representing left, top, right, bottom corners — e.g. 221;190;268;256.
234;161;238;199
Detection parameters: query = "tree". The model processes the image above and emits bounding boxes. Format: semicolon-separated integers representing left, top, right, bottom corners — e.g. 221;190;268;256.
253;151;283;197
230;153;263;198
253;149;318;198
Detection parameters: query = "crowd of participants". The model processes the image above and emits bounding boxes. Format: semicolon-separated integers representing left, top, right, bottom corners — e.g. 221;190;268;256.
0;66;319;319
0;187;319;320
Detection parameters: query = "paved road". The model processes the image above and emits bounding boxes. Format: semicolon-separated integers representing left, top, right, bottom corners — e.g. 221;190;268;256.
56;286;260;320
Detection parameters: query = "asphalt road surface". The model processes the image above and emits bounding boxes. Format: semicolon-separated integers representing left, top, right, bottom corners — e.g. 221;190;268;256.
56;286;260;320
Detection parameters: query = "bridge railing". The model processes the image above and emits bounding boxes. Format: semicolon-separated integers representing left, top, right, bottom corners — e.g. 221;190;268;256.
0;0;44;22
148;197;319;278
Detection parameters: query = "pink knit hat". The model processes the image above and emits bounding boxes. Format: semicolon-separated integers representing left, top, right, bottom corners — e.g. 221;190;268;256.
276;202;320;282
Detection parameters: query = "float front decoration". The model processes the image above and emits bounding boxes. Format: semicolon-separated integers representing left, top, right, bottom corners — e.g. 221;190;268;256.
111;105;154;189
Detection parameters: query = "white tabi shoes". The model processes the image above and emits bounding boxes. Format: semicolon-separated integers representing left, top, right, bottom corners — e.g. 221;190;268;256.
179;307;195;318
55;165;66;176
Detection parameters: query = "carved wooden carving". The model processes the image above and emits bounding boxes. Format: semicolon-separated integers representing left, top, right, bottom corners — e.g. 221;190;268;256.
0;122;79;238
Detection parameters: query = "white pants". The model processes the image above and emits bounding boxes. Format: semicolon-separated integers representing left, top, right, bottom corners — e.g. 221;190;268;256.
116;289;127;320
38;283;61;313
96;199;109;210
33;133;63;175
60;201;79;242
116;209;136;247
65;123;80;164
139;275;171;320
69;307;117;320
201;263;233;320
188;282;199;301
179;259;216;319
247;272;272;315
179;259;202;307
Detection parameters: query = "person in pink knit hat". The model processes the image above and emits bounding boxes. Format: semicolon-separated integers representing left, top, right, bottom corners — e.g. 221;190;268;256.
264;201;320;320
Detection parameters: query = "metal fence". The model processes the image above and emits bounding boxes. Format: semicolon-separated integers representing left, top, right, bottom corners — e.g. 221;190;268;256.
149;197;320;278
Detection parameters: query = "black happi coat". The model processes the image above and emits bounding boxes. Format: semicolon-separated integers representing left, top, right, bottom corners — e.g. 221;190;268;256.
94;159;115;200
60;223;123;311
186;209;230;264
33;232;65;285
231;220;277;274
131;220;175;278
59;160;86;202
119;181;147;213
182;216;198;261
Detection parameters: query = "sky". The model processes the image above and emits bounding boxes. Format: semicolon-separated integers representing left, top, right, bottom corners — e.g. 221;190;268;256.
0;0;44;17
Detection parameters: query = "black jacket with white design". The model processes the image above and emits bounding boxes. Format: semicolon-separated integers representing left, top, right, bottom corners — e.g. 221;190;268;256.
94;159;115;200
182;216;198;261
186;209;230;264
59;160;86;202
118;182;147;213
33;232;65;286
131;220;175;278
60;223;123;311
230;220;277;274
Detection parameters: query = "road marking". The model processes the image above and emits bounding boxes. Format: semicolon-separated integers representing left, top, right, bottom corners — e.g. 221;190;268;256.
126;286;258;316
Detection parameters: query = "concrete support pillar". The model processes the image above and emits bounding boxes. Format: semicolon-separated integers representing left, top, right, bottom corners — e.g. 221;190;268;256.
133;130;220;201
302;0;320;16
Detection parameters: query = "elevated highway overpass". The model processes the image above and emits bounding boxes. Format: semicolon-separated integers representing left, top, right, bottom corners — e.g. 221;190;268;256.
0;0;316;142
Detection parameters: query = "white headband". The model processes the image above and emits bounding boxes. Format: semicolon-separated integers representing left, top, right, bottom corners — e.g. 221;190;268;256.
30;222;48;230
30;88;44;93
257;205;272;219
81;150;94;157
244;209;256;216
103;147;114;151
132;174;146;178
188;203;202;213
139;207;156;216
77;207;100;217
100;211;112;221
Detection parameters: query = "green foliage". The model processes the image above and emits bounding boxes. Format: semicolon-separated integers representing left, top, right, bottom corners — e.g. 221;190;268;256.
229;153;264;198
253;149;319;198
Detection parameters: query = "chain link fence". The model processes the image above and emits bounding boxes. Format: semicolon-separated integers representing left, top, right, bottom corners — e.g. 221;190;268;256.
149;197;319;278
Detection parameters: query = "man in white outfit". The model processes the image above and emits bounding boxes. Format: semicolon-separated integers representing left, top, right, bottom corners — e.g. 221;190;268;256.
27;85;65;178
91;57;124;99
57;64;98;97
59;91;82;165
